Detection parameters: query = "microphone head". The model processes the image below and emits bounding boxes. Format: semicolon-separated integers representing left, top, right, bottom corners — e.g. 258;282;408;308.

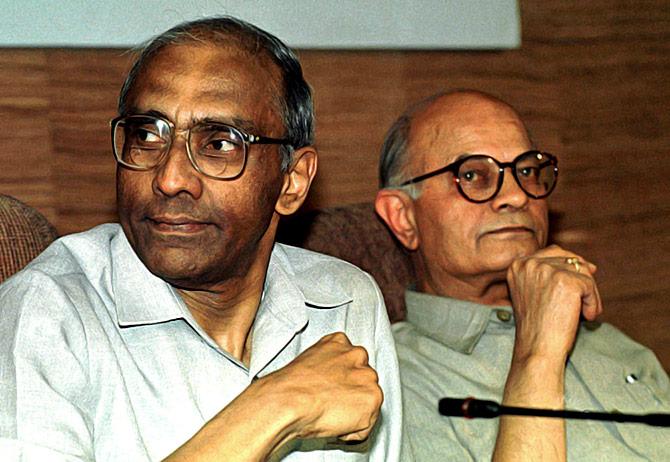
439;398;469;417
439;397;501;419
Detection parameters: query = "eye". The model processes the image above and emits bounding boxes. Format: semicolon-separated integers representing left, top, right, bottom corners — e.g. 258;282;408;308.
519;166;540;178
205;138;238;153
460;168;490;183
462;170;476;181
129;125;163;145
194;125;245;158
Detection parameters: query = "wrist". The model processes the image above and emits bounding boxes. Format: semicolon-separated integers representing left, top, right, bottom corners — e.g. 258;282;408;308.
504;353;566;409
249;374;304;442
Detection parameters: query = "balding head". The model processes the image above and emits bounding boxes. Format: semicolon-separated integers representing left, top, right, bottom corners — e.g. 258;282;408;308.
375;90;549;302
379;90;532;196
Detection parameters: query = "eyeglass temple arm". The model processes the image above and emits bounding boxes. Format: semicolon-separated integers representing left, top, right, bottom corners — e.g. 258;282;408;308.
400;164;456;186
247;134;291;145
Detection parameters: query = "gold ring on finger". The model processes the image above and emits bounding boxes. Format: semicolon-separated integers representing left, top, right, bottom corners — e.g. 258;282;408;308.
565;257;581;272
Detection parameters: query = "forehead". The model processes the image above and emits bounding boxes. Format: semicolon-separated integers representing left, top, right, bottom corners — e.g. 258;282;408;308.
408;96;531;170
125;43;283;130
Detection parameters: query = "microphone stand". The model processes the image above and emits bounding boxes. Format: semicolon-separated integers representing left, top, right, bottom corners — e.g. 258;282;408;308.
439;397;670;427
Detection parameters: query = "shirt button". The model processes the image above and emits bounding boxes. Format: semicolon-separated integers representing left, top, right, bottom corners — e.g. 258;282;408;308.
496;310;512;322
625;373;638;384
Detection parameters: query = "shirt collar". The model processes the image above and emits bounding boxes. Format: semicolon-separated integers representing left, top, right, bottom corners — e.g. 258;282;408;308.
112;232;354;375
112;229;186;326
404;289;514;354
112;232;353;327
269;243;353;309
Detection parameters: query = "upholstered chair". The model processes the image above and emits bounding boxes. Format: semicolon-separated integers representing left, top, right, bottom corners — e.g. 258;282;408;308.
0;195;58;283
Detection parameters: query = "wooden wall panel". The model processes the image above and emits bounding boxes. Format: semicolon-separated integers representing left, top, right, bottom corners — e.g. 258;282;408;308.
1;0;669;370
47;49;132;235
0;50;56;224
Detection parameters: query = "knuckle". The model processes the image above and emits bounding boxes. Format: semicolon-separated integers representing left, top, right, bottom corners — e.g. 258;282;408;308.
358;365;380;386
343;345;370;366
321;331;350;347
508;258;527;279
508;259;520;274
372;384;384;407
351;345;370;364
360;383;383;414
329;331;350;344
535;260;554;277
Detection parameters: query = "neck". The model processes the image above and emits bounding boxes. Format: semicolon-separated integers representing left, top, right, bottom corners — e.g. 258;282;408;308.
419;276;511;306
178;276;263;366
178;223;277;366
413;256;511;306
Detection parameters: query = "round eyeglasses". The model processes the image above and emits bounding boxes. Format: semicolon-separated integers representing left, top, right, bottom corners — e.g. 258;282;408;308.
111;115;290;180
400;150;559;203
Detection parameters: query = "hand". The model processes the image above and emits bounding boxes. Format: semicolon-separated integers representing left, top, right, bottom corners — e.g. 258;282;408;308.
259;332;383;443
163;332;382;462
506;245;603;363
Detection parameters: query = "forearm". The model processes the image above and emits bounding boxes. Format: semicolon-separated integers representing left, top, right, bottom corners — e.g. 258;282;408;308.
164;378;298;462
493;355;566;462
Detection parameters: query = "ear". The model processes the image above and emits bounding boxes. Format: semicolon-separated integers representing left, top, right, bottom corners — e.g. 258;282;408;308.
374;188;420;251
275;146;318;216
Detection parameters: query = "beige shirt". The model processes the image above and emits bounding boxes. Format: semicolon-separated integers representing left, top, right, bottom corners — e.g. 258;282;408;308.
394;289;670;461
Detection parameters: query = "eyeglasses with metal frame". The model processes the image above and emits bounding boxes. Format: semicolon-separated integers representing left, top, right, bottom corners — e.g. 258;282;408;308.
400;150;559;203
111;114;290;180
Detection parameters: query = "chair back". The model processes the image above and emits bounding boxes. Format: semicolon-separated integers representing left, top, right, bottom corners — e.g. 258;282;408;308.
0;195;58;283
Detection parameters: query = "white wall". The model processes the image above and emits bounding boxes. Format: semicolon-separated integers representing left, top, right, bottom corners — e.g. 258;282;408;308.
1;0;520;49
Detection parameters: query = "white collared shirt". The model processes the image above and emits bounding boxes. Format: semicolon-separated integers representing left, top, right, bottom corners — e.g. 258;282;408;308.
0;224;402;461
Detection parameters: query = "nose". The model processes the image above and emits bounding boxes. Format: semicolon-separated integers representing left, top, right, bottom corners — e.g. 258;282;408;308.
490;167;528;210
152;137;203;199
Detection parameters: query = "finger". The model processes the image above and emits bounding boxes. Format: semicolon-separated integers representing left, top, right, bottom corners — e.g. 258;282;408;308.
524;245;596;275
337;406;380;442
347;345;371;368
321;331;352;346
555;255;597;277
576;274;603;320
338;429;372;442
574;259;597;276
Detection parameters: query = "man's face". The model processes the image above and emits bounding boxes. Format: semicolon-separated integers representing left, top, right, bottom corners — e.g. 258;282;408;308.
117;43;286;290
409;95;549;292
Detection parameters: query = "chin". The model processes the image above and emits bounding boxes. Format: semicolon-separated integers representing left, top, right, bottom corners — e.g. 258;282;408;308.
487;243;540;269
134;244;204;281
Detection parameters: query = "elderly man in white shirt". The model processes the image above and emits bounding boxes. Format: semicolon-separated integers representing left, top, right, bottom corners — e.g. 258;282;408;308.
0;16;402;462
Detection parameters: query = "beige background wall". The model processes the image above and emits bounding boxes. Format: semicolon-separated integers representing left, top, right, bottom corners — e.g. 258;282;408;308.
1;1;669;370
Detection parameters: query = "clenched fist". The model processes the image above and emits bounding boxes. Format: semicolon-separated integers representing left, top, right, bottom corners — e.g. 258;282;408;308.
259;332;383;443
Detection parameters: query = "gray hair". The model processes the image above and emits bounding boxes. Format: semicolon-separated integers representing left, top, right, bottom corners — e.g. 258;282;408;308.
378;92;448;198
379;90;532;199
118;16;314;172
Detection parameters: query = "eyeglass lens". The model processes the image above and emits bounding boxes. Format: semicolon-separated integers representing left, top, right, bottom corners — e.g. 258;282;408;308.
113;116;248;179
456;152;556;202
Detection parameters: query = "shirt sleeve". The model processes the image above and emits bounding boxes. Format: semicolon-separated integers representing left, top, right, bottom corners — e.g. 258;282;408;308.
0;273;94;461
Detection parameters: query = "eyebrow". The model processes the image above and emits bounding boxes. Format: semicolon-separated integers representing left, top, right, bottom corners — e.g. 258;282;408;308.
126;109;261;134
454;153;475;161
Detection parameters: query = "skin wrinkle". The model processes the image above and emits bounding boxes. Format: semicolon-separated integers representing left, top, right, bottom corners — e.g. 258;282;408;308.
115;41;300;362
126;44;285;136
376;90;612;462
117;43;285;296
405;93;549;305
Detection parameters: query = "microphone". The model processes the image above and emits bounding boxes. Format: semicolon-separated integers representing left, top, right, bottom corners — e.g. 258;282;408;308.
439;397;670;427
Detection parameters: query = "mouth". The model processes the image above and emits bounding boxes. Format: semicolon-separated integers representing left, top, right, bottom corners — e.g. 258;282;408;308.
147;216;210;234
484;226;534;237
